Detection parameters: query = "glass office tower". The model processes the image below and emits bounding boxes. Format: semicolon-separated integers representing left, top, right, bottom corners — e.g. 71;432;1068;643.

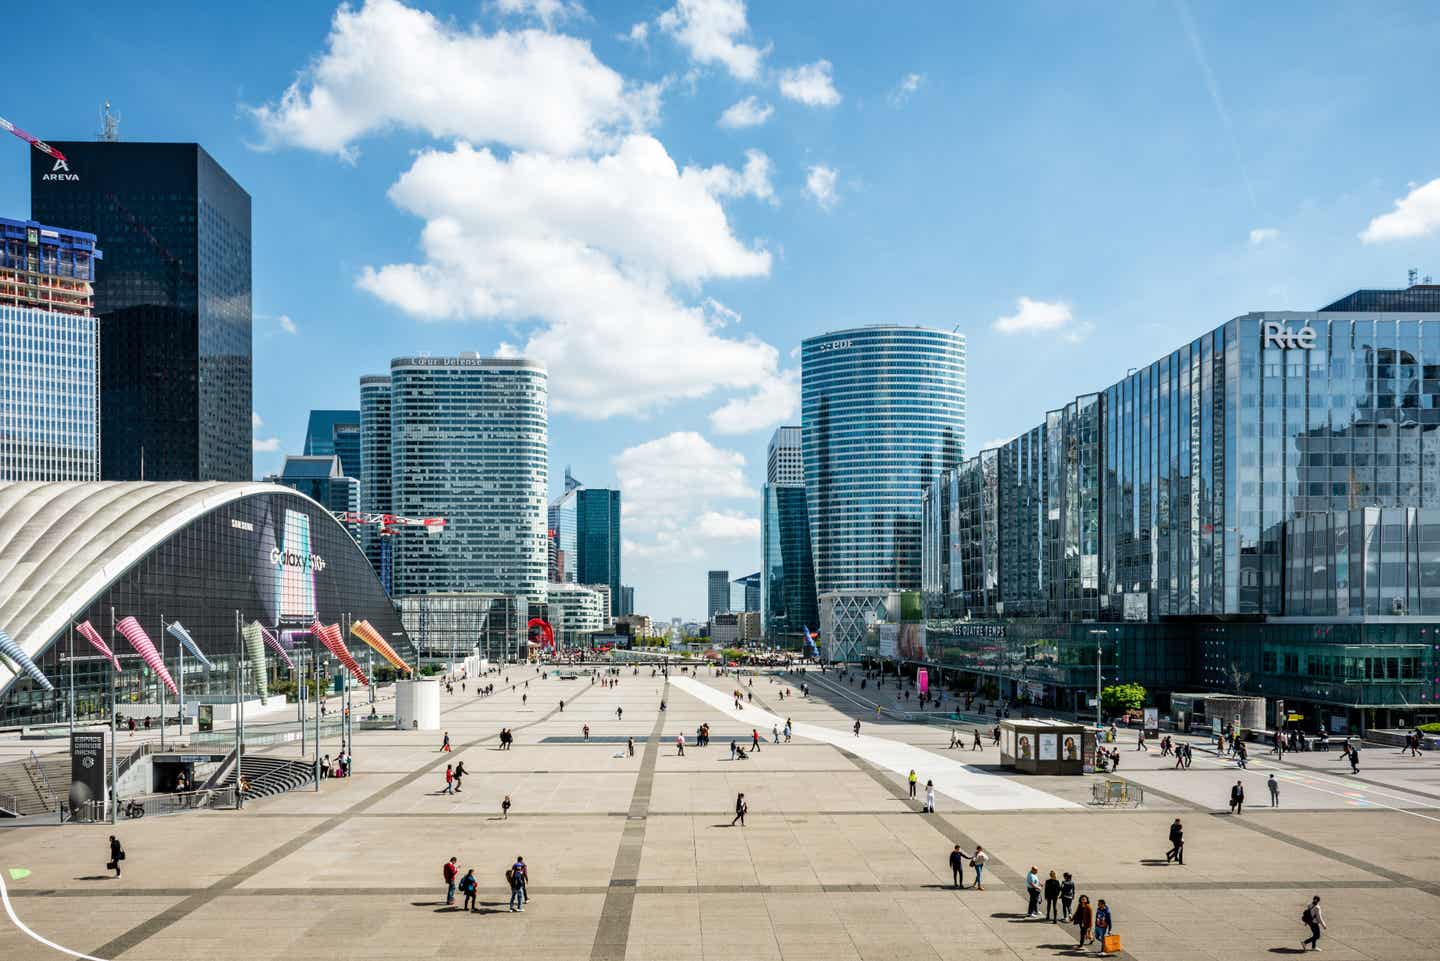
387;355;548;603
303;409;362;480
802;326;966;658
576;488;621;617
359;376;393;588
918;287;1440;729
31;142;251;482
0;217;102;481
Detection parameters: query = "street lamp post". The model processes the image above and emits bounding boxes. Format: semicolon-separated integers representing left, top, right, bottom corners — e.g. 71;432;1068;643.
1088;628;1107;729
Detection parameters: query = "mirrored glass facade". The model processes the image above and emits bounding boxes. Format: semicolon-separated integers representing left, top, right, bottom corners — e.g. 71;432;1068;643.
31;142;251;482
576;488;621;617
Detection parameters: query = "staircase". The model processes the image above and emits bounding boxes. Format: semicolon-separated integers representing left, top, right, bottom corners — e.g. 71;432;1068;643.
0;753;69;817
222;755;315;802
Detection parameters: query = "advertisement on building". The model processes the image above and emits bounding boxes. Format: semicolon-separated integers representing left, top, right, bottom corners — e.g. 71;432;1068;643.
1143;707;1159;739
69;732;105;814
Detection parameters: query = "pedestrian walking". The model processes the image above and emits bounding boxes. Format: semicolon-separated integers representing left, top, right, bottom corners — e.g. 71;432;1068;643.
924;780;936;813
443;764;455;795
453;760;467;792
1043;870;1061;921
441;731;451;752
1071;894;1093;946
107;835;125;878
676;733;685;756
731;792;748;827
1025;866;1041;917
501;794;511;819
627;737;635;757
1094;899;1113;953
558;699;563;712
908;769;918;798
784;719;792;742
853;720;861;737
1300;895;1325;951
616;707;623;720
1268;774;1280;807
443;856;458;904
973;729;983;750
751;729;761;752
459;868;477;912
1230;780;1245;814
971;845;988;889
948;844;970;889
507;856;528;912
1165;818;1184;864
1349;742;1360;774
1060;872;1075;920
583;724;590;741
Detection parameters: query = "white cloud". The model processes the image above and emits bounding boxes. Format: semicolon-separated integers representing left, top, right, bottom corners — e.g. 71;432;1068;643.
358;137;787;418
657;0;767;81
993;297;1092;343
1360;177;1440;244
694;148;775;204
889;71;924;105
718;96;773;129
252;412;264;429
624;21;648;44
804;164;839;209
709;368;797;434
493;0;582;29
1248;227;1279;246
252;410;280;452
778;59;841;107
278;314;299;334
614;431;757;558
250;0;656;159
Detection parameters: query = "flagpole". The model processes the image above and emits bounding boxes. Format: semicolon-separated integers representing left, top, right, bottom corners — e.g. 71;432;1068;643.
109;605;117;825
158;613;166;751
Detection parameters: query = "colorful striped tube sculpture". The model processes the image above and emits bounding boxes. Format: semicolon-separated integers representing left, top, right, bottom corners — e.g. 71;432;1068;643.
259;625;295;670
239;622;271;704
165;621;215;671
0;629;54;692
310;620;368;686
115;616;177;696
350;619;412;674
76;620;122;673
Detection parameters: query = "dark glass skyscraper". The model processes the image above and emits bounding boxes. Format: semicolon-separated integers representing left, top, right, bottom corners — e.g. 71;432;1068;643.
31;142;252;481
576;488;621;617
304;409;361;480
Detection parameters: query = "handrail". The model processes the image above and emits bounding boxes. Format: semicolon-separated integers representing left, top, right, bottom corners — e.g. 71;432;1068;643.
0;788;21;816
28;750;57;805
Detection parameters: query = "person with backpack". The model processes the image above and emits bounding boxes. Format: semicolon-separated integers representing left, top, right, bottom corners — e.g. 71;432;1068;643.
1094;899;1113;953
443;856;458;905
107;835;125;878
1044;870;1062;921
453;761;467;793
1059;872;1075;920
458;867;477;911
948;844;970;889
731;792;748;827
507;856;528;912
1300;895;1325;951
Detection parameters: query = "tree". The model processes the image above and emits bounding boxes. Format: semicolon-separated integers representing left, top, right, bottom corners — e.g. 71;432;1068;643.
1224;661;1251;695
1101;682;1147;719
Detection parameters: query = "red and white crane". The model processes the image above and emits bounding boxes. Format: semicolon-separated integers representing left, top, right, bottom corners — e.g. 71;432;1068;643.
332;512;447;537
0;115;66;163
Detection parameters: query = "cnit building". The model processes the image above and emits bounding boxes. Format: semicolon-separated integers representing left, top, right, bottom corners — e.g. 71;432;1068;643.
918;285;1440;734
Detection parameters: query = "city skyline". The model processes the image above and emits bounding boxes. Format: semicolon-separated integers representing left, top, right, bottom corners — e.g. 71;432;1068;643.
3;1;1439;618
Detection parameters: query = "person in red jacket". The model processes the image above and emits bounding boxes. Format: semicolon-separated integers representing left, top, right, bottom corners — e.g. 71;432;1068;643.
443;856;458;905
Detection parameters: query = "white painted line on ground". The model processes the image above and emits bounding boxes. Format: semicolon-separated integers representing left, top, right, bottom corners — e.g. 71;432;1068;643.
670;676;1077;811
0;870;111;960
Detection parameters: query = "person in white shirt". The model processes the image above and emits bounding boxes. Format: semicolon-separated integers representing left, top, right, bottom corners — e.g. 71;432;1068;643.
1301;896;1326;951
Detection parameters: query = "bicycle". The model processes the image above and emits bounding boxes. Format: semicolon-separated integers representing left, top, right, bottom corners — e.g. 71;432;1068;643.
122;799;145;819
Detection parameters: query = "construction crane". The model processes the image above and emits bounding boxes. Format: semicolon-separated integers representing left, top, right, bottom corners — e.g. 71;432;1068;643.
332;512;447;537
0;115;67;163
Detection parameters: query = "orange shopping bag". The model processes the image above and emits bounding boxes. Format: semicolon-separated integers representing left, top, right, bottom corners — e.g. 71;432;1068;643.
1102;933;1122;953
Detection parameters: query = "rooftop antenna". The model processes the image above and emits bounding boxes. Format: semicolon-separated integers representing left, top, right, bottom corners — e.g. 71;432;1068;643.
98;101;120;142
1409;268;1419;287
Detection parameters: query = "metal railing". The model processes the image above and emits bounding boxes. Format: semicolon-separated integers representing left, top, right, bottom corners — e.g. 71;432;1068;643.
1090;780;1143;807
27;750;57;808
63;786;239;822
0;788;21;816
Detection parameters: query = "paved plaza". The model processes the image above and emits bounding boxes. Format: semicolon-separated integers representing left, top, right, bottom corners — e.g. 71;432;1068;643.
3;668;1440;960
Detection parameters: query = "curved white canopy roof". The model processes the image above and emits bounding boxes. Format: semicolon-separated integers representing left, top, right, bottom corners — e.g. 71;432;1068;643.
0;481;303;693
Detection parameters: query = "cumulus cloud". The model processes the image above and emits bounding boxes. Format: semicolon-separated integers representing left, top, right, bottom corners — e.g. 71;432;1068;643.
718;96;773;129
278;314;299;334
250;0;656;159
252;412;281;452
993;296;1091;343
493;0;582;28
779;59;841;107
657;0;767;81
358;137;787;418
804;164;839;209
889;71;924;105
708;368;797;434
624;21;648;43
614;431;757;558
1360;177;1440;244
252;412;264;429
1249;227;1279;246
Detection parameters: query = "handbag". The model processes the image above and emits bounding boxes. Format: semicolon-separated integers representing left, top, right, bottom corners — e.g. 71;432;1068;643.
1102;934;1121;952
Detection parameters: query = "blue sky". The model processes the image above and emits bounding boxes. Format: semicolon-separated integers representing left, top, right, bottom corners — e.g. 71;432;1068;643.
3;1;1439;620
